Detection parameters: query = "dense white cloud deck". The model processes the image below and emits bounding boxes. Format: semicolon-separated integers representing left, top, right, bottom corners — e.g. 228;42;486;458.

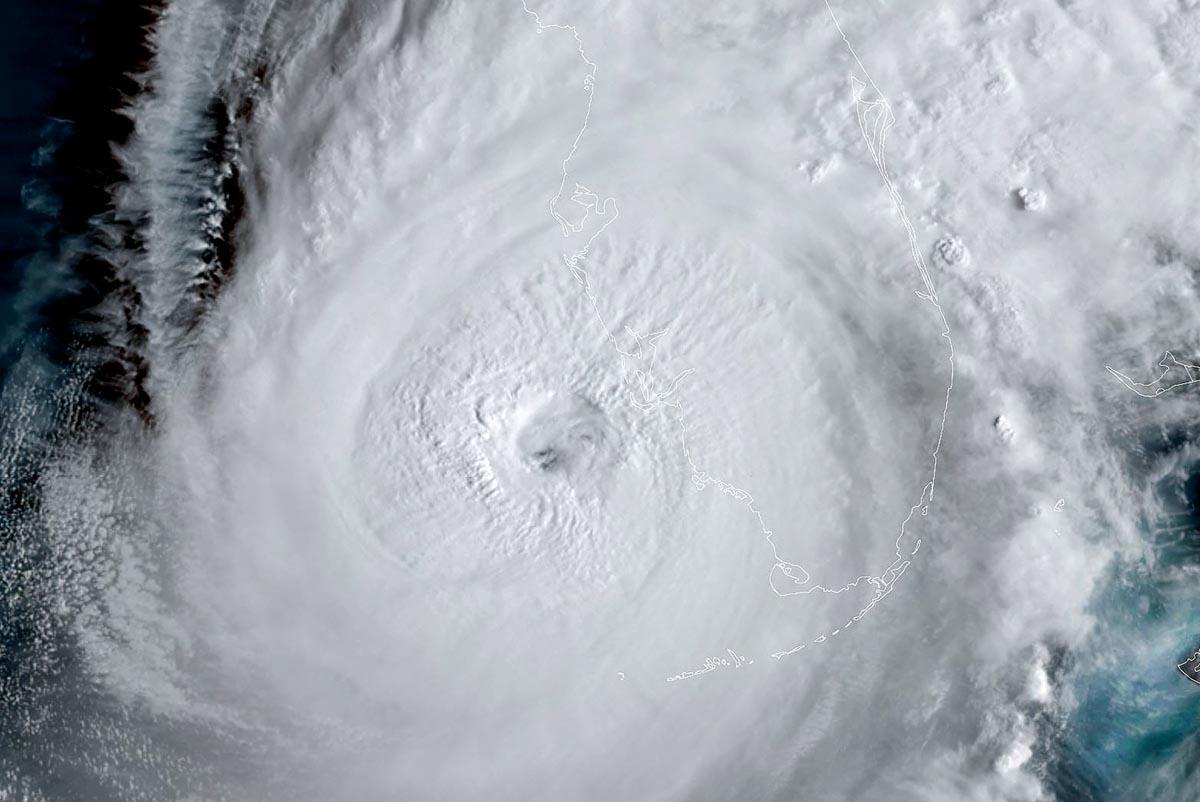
11;0;1200;799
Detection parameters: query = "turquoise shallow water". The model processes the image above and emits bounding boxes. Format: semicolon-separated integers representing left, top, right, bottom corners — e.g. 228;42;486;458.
1046;432;1200;800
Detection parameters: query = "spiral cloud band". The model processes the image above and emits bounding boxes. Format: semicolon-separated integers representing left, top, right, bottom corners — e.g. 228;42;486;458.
5;0;1200;800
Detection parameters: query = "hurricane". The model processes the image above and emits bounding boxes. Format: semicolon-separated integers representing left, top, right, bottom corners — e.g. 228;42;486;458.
4;1;1200;800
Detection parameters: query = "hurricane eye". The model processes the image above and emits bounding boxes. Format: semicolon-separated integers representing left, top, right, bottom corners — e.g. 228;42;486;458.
529;447;559;471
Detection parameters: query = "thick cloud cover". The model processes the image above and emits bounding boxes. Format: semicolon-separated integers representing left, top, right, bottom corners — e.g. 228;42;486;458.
6;1;1200;799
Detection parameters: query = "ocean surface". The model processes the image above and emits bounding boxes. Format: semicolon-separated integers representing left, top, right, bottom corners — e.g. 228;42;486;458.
0;0;93;353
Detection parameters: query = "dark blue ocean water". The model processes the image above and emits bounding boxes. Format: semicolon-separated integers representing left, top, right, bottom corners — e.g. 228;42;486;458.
0;1;99;345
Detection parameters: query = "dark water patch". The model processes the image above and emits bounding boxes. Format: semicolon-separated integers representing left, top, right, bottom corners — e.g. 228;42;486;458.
5;2;263;429
0;3;169;794
0;0;158;723
0;0;167;427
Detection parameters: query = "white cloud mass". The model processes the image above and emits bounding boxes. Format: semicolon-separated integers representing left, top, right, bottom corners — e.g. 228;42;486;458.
6;1;1200;800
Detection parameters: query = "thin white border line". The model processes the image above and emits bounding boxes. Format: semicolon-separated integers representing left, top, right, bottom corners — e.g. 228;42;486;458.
520;1;956;671
1106;350;1200;398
